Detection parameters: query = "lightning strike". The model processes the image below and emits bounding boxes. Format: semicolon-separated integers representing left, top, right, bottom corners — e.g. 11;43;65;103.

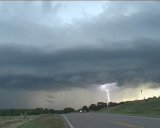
105;89;110;103
99;82;117;104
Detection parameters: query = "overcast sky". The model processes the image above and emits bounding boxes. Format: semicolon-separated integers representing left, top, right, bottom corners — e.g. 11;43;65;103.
0;1;160;109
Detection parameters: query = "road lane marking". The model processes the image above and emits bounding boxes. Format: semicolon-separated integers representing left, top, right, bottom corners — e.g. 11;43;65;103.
123;115;160;120
109;113;160;120
62;114;74;128
114;121;144;128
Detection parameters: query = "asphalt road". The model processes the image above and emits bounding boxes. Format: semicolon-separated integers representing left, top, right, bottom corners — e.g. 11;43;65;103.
63;113;160;128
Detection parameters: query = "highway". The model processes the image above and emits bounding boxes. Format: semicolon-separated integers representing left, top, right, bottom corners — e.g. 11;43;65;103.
63;113;160;128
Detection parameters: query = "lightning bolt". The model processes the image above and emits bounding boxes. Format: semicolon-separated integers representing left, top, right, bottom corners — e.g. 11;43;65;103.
99;82;117;105
105;89;110;103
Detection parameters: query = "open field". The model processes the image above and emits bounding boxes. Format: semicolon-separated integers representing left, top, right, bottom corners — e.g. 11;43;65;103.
0;115;39;128
0;116;20;123
99;97;160;118
18;115;64;128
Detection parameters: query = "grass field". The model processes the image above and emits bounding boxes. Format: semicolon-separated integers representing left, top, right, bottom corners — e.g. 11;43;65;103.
99;97;160;118
0;115;40;128
17;115;64;128
0;115;38;123
0;116;20;123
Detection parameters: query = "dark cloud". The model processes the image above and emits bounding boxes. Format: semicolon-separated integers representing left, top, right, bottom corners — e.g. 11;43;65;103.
0;38;160;90
0;2;160;91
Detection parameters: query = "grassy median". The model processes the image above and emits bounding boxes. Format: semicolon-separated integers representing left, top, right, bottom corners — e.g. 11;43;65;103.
17;115;64;128
99;97;160;118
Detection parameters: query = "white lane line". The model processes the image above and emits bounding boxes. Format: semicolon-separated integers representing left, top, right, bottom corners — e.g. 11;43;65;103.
114;121;144;128
108;113;160;120
62;114;74;128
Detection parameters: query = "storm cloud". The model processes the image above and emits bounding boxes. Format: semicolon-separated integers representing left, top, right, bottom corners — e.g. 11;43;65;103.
0;1;160;91
0;38;160;90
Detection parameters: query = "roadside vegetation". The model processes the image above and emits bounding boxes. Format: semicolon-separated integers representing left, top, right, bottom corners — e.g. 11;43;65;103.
0;96;159;125
99;96;160;118
0;107;75;116
0;116;19;123
17;115;64;128
0;116;20;127
0;115;39;128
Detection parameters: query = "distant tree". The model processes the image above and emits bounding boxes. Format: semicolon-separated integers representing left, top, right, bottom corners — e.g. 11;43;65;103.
63;107;75;113
77;109;81;112
89;104;97;111
49;109;55;114
108;102;118;107
10;109;19;116
96;102;107;110
82;106;89;112
118;101;125;105
30;108;44;115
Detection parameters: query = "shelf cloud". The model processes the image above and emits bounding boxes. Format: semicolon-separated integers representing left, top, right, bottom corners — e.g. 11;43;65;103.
0;1;160;108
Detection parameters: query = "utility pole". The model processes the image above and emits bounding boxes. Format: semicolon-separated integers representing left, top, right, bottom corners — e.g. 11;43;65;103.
141;89;145;99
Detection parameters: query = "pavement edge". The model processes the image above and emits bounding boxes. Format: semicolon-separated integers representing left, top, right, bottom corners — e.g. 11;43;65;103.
62;114;74;128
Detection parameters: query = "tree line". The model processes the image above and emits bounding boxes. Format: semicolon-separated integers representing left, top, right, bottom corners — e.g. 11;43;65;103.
79;101;124;112
0;107;76;116
0;101;122;116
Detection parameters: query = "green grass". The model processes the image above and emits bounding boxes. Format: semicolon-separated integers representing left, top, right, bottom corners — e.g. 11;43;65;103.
99;97;160;118
0;115;39;127
0;115;39;123
18;115;64;128
0;116;20;123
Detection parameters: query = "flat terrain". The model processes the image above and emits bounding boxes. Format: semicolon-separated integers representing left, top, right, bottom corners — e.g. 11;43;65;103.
0;115;39;128
100;97;160;118
18;115;64;128
63;113;160;128
0;116;20;124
